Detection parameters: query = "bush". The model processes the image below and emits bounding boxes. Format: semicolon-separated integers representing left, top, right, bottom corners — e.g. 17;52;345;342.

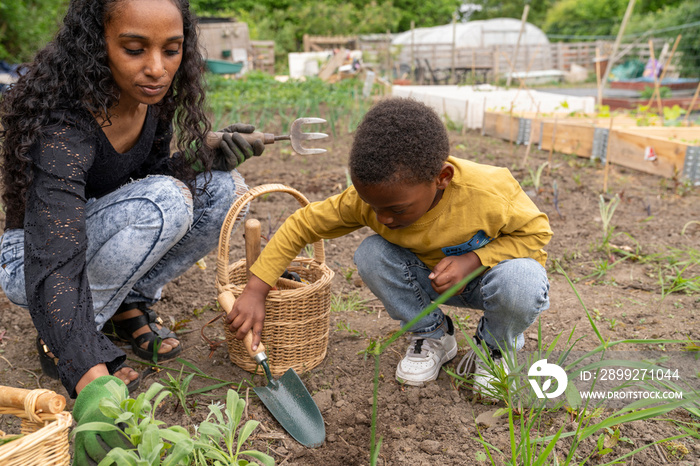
0;0;68;63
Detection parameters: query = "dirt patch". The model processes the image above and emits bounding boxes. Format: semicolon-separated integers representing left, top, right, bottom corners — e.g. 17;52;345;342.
1;128;698;465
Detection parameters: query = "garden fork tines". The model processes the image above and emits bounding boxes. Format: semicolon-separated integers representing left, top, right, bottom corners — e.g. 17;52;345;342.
205;117;328;156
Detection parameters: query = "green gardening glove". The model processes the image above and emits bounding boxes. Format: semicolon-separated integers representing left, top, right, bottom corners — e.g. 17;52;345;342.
72;376;133;466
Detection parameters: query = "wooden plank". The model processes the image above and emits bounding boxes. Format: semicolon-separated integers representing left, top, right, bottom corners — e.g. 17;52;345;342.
318;51;348;81
482;112;517;141
539;120;596;157
607;128;690;178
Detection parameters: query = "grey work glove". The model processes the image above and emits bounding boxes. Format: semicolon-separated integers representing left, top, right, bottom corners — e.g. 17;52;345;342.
214;123;265;171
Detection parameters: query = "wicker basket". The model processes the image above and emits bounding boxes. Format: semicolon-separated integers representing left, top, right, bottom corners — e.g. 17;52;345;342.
216;184;334;376
0;387;72;466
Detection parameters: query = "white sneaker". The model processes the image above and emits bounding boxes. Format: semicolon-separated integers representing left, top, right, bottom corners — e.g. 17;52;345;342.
457;337;510;400
396;316;458;386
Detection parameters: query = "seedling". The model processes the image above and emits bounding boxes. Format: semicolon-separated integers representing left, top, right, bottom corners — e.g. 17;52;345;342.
527;162;549;196
161;364;196;416
598;194;620;253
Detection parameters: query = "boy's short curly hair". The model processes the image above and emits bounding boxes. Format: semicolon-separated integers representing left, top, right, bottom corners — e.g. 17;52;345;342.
349;98;450;185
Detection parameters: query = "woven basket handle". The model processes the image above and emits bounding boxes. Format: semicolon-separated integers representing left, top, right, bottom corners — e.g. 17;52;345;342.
216;183;325;289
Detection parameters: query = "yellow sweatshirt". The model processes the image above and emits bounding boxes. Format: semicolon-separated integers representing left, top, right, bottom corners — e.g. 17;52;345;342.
250;156;553;287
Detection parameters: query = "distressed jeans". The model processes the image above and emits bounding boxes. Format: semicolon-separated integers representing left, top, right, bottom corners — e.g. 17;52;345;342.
354;235;550;352
0;170;248;328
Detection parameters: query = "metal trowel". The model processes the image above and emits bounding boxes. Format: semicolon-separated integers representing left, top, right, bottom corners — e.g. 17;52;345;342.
217;218;325;448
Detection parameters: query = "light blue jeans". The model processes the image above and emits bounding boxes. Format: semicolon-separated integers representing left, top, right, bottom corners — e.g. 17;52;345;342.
354;235;550;352
0;170;248;329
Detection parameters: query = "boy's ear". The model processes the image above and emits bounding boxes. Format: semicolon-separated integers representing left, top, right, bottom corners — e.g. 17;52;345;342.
436;163;454;189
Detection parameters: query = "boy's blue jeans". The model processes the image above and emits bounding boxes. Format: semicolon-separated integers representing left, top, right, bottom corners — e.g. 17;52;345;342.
354;235;550;353
0;171;247;329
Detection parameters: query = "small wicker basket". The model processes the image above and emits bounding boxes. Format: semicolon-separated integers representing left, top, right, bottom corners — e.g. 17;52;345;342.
216;184;334;376
0;387;72;466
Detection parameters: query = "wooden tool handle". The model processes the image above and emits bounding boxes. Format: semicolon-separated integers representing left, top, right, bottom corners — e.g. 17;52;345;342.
0;386;66;414
245;218;261;280
217;290;267;359
243;218;266;359
205;131;275;149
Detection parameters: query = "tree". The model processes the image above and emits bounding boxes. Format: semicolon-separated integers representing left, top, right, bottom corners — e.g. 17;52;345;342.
543;0;628;38
0;0;68;63
468;0;556;27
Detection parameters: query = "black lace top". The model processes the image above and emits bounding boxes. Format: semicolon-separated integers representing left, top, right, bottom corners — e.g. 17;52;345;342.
9;107;178;397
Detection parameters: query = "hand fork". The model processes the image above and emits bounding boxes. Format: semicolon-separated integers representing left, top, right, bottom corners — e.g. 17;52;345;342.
206;117;328;156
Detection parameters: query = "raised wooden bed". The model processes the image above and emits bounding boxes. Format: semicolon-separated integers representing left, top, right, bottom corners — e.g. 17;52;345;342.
479;111;700;183
607;127;700;181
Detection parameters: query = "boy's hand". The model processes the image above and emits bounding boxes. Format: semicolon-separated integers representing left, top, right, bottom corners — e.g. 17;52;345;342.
224;275;271;350
429;252;483;295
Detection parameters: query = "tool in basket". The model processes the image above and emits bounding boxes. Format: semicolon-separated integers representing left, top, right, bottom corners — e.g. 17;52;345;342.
205;117;328;155
217;218;325;448
0;385;72;465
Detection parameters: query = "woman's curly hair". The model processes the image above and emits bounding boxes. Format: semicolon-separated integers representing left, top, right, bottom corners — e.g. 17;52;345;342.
349;98;450;186
0;0;212;225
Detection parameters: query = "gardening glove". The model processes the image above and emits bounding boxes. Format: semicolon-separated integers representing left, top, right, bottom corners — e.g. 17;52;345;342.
72;376;133;466
214;123;265;171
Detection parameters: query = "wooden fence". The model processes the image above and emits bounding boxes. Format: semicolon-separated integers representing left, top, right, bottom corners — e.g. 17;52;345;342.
305;34;676;83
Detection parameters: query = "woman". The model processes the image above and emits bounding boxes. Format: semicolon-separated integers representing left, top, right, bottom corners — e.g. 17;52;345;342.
0;0;262;401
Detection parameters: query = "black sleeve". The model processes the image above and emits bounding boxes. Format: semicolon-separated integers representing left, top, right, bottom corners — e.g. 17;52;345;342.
24;122;125;398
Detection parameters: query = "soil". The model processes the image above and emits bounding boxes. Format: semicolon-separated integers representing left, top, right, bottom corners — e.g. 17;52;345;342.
1;126;698;465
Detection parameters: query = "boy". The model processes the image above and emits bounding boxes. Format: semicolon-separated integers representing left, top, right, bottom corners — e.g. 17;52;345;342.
225;98;552;396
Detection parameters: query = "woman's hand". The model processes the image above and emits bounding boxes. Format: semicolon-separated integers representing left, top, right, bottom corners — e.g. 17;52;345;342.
429;252;483;295
224;275;271;350
214;123;265;171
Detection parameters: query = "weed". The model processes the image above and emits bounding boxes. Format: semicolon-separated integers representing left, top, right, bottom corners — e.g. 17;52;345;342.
339;266;356;284
193;304;215;318
336;320;367;338
330;292;369;313
161;364;196;416
572;173;582;186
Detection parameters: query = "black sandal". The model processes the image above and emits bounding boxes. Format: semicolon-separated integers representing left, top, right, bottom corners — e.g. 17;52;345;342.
37;336;141;392
104;303;183;362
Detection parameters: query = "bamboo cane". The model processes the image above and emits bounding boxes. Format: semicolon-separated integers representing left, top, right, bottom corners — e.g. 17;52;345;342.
0;386;66;414
646;35;681;108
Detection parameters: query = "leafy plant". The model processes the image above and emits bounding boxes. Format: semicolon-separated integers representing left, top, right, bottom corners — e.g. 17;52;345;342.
71;381;194;465
161;364;197;416
192;390;274;466
598;194;620;253
640;86;671;100
526;162;549;195
72;382;273;466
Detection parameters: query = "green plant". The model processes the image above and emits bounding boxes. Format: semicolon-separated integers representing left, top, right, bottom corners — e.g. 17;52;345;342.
598;194;620;253
449;261;700;465
192;390;274;466
339;266;356;284
330;292;370;313
640;86;671;100
161;364;196;416
72;381;195;465
663;104;686;123
363;266;488;465
336;320;367;338
525;162;549;195
73;381;274;466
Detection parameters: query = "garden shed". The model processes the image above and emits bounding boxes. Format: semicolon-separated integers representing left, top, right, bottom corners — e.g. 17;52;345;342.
391;18;554;82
